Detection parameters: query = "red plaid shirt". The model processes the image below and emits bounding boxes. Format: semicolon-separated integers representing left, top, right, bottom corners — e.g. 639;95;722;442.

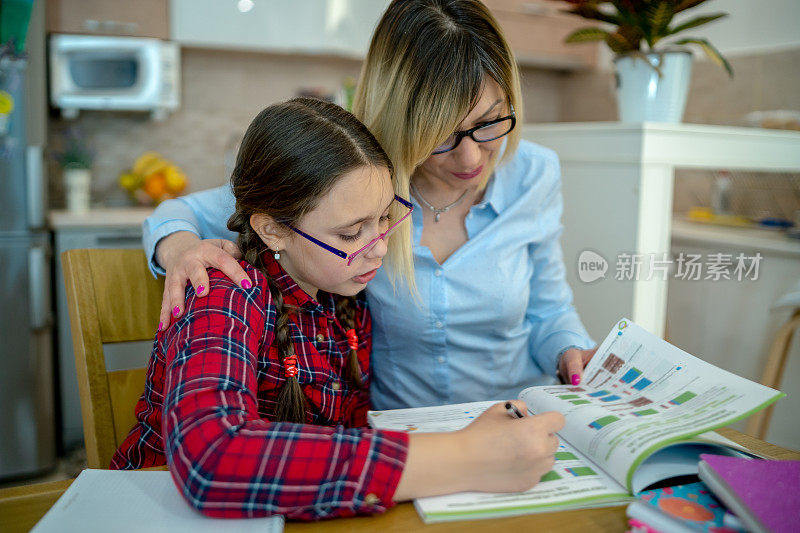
111;253;409;520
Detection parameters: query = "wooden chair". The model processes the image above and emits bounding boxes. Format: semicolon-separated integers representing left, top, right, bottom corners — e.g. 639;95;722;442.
746;282;800;440
61;249;164;469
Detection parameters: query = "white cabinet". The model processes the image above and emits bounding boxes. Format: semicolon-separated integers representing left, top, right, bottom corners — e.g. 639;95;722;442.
170;0;390;58
523;123;800;341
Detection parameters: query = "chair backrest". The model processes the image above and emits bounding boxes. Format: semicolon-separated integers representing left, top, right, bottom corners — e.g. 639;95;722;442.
61;249;164;469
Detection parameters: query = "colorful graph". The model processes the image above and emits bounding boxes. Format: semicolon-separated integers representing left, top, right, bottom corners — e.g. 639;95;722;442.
555;451;578;461
558;394;580;400
603;353;624;373
588;390;611;398
570;399;590;405
565;466;597;477
669;391;697;405
589;415;620;429
620;368;642;383
540;470;561;482
600;395;621;402
633;377;653;390
632;408;658;416
628;397;652;407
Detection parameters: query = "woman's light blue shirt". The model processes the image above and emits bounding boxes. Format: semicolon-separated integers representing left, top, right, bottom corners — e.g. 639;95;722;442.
142;140;594;410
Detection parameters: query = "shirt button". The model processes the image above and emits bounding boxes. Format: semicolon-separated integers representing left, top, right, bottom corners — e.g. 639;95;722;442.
331;381;341;391
437;356;445;364
435;269;442;277
435;321;443;329
315;334;325;342
364;493;380;506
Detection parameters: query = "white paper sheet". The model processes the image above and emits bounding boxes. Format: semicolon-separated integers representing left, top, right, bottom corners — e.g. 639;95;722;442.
32;470;285;533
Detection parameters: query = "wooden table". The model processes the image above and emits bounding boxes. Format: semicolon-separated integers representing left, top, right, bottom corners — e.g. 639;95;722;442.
2;428;798;533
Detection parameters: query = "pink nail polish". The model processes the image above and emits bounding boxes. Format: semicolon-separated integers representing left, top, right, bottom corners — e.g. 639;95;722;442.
196;285;205;295
158;321;163;331
241;279;252;289
571;374;580;386
173;306;180;317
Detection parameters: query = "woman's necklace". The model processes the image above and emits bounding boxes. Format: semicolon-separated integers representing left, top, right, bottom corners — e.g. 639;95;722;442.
409;182;469;222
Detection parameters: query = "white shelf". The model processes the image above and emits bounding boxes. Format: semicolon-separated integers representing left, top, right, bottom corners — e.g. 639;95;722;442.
523;122;800;170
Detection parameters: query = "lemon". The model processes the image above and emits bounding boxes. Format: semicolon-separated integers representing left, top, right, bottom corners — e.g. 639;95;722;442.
132;152;162;175
118;172;140;192
164;166;187;193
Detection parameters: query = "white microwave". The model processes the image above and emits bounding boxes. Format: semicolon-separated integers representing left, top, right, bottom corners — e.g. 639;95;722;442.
49;34;180;120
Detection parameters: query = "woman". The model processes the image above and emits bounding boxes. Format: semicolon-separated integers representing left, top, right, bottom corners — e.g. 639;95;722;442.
144;0;595;411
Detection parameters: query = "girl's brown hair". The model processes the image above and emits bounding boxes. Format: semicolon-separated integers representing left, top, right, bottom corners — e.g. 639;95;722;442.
227;97;393;423
353;0;523;289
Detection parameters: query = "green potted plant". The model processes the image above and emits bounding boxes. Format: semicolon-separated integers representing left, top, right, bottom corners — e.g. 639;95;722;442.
53;127;94;213
549;0;732;123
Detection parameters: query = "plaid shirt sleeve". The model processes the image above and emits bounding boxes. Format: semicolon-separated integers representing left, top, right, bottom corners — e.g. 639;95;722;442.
162;273;409;520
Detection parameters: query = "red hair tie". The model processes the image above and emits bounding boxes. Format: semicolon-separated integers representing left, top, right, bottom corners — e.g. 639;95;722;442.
283;354;298;378
345;329;359;351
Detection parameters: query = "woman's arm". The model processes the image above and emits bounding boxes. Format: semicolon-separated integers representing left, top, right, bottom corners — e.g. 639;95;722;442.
524;156;595;378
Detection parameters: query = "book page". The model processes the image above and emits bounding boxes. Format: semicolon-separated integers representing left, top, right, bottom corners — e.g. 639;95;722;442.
519;318;784;493
367;401;498;432
368;402;630;523
32;470;284;532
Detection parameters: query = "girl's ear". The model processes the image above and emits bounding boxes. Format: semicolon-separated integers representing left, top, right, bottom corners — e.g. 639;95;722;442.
250;213;288;251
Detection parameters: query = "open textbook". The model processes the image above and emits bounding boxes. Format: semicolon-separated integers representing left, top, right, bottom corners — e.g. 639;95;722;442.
368;318;785;523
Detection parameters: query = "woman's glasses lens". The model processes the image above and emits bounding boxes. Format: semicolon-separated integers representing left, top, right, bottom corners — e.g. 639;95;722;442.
432;116;515;154
473;118;514;142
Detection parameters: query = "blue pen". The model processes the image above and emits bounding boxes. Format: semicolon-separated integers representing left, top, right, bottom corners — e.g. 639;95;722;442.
505;402;525;419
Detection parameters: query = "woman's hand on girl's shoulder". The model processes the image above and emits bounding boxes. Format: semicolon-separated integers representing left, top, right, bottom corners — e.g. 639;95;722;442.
156;231;251;329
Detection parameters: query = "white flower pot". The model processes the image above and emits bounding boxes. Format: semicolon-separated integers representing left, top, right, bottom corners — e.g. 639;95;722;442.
614;49;693;123
64;167;91;213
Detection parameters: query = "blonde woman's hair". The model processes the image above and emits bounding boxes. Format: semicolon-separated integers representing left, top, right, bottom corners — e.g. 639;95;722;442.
353;0;523;289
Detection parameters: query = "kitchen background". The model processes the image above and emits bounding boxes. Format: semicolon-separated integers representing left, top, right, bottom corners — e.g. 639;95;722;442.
1;0;799;484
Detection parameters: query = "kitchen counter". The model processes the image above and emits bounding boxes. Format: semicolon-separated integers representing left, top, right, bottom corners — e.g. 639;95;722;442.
671;218;800;258
48;207;154;229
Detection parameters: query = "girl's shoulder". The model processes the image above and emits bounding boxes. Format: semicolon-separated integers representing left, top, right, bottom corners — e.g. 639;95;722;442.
203;260;271;307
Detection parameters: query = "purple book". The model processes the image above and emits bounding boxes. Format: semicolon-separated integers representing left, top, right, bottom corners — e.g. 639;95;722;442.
698;454;800;533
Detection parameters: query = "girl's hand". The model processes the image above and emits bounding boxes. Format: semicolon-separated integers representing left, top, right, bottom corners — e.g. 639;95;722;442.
457;401;564;493
393;401;564;501
155;231;250;329
558;347;598;386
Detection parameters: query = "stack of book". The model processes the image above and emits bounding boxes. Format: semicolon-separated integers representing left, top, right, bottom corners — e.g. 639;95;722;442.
626;456;800;533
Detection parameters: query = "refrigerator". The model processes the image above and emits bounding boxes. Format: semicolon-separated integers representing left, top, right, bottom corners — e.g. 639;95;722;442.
0;55;56;479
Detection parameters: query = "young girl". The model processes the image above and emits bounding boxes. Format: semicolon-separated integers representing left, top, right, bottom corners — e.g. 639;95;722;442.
112;97;564;520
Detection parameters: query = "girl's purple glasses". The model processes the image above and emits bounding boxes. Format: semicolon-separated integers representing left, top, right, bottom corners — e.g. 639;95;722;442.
289;195;414;266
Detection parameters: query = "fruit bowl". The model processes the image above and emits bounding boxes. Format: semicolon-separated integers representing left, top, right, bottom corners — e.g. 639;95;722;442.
119;152;188;205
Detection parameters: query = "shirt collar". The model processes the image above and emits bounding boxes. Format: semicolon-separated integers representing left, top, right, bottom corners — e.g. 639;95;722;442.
261;251;336;317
